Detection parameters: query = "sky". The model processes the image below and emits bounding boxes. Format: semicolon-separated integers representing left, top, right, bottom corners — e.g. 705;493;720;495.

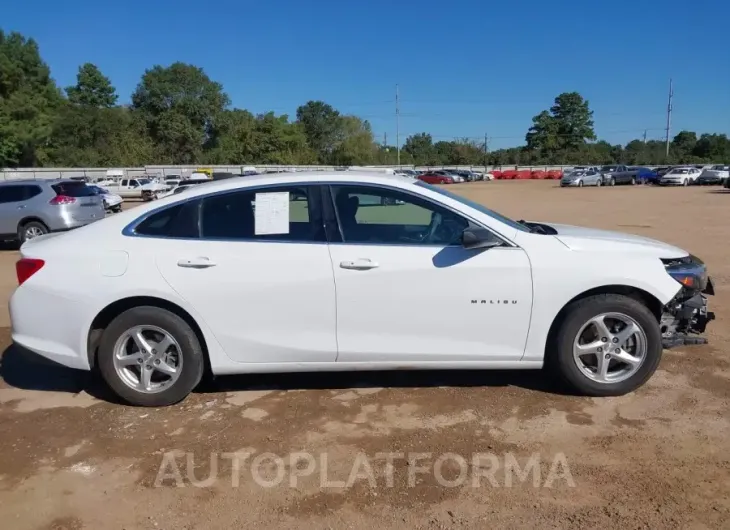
4;0;729;150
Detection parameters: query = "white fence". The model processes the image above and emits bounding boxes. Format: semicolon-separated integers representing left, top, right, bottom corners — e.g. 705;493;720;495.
0;164;581;181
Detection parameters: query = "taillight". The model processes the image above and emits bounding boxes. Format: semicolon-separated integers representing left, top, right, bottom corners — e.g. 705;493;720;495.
49;195;76;205
16;258;45;285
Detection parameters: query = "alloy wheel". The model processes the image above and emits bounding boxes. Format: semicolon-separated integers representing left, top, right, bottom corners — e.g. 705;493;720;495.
24;226;45;240
572;312;647;384
112;325;183;394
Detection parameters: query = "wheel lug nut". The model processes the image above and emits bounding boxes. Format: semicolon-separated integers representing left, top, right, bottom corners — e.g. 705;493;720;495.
154;359;160;365
152;349;157;354
612;338;618;343
597;347;603;353
137;358;143;364
145;365;151;370
615;349;620;354
601;337;607;342
605;354;610;359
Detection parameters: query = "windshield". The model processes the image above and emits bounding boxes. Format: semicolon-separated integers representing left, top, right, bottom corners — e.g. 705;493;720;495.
414;180;530;232
600;166;618;172
137;178;151;185
712;165;729;170
669;168;690;174
571;171;586;176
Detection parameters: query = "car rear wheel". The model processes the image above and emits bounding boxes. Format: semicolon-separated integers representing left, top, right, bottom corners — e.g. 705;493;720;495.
631;177;636;185
577;180;583;187
18;221;49;244
683;179;689;186
550;294;662;396
97;306;205;406
609;178;616;186
595;179;601;187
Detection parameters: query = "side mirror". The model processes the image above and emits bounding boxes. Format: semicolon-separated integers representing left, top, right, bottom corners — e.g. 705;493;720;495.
461;227;503;250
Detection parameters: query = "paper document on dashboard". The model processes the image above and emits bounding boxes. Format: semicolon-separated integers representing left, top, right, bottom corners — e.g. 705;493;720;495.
254;192;290;235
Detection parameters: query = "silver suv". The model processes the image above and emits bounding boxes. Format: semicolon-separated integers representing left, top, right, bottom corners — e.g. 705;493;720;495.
0;179;105;244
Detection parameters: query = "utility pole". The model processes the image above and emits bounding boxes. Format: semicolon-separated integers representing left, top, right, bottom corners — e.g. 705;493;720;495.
395;84;400;167
643;129;647;144
665;78;673;160
484;133;489;174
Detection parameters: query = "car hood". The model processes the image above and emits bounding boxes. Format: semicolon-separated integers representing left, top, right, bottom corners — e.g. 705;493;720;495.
536;222;687;258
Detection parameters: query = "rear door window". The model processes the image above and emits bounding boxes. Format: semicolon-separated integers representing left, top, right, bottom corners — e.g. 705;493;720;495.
0;186;30;203
200;185;324;242
52;181;95;197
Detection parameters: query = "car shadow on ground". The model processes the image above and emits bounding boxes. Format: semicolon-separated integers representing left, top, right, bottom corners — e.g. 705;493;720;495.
708;189;730;194
0;344;577;404
0;343;119;402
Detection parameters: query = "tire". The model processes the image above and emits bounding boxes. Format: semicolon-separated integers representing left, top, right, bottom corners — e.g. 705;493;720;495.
609;178;616;186
631;177;636;185
97;306;205;406
595;179;601;187
578;180;583;187
142;190;153;201
18;220;49;244
683;179;688;187
549;294;662;397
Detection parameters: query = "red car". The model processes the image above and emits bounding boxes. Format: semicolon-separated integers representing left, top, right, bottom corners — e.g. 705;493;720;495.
418;173;454;184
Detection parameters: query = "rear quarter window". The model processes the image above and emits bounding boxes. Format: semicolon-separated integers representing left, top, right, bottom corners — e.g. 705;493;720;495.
133;201;200;238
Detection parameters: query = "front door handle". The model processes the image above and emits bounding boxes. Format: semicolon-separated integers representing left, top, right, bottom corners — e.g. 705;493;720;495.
177;257;217;269
340;258;379;270
16;205;26;210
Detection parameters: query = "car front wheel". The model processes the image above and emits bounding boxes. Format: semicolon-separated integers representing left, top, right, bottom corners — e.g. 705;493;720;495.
550;294;662;396
97;306;205;406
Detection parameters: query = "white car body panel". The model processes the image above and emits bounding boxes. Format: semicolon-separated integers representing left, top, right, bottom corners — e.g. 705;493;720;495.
329;244;532;362
9;172;686;375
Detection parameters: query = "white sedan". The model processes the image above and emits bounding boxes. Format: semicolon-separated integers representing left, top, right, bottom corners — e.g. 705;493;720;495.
10;172;715;406
88;185;124;213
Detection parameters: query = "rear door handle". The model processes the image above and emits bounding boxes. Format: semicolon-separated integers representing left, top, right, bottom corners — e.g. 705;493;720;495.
177;257;217;269
340;258;379;270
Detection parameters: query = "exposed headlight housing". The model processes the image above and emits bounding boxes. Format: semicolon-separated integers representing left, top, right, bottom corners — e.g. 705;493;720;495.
662;255;708;291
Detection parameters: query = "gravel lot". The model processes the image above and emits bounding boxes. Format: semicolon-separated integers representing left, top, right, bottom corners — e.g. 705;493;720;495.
1;181;728;530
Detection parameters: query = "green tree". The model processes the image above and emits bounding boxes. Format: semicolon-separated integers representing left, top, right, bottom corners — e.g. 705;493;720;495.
671;130;698;161
331;116;377;165
295;101;342;163
131;62;229;164
402;133;439;165
0;30;62;167
525;92;595;162
692;133;730;161
66;63;117;107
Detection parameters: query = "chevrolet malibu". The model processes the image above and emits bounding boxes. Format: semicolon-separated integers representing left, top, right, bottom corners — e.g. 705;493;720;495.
10;173;715;406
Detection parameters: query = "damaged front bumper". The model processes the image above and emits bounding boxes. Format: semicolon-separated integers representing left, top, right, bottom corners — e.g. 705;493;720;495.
661;276;716;349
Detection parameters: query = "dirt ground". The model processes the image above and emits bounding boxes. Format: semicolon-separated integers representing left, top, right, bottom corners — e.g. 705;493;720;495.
1;181;729;530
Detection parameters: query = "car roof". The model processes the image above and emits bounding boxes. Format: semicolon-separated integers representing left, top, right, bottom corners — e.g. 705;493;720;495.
0;178;70;186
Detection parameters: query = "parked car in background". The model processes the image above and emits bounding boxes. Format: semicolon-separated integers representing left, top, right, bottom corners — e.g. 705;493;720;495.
697;165;729;185
560;168;604;187
631;167;659;184
0;179;104;244
102;178;167;201
655;166;674;178
418;172;455;184
10;172;715;406
659;167;702;186
88;185;123;213
563;166;599;177
598;165;631;185
433;170;464;183
164;178;180;191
